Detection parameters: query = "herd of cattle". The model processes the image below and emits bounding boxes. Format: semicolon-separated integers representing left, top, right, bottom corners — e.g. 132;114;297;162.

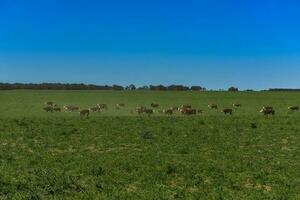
43;102;300;117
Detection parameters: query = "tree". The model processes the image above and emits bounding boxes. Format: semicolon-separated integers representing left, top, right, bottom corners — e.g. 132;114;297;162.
112;85;124;90
138;85;149;90
228;87;239;92
167;85;189;91
126;84;136;90
150;85;167;91
190;86;203;91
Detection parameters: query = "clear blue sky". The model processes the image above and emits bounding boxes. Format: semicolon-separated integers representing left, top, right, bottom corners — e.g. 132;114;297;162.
1;0;300;89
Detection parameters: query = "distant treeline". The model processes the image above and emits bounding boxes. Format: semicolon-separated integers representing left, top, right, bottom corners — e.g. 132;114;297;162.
269;88;300;91
0;83;206;91
1;83;296;91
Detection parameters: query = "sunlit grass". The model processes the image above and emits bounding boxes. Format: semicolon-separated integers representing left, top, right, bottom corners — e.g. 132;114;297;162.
0;90;299;199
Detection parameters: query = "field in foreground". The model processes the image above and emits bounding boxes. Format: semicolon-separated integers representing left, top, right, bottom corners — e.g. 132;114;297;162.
0;90;299;199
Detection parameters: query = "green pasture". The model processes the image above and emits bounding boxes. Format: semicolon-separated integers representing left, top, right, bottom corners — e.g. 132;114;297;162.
0;90;299;199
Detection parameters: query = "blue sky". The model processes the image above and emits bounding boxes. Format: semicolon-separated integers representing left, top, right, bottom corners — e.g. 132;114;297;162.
1;0;300;89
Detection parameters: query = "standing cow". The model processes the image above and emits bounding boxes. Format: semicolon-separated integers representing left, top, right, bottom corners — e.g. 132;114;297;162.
80;109;90;118
208;104;218;109
144;108;154;116
90;106;101;112
181;108;197;115
163;109;173;115
288;106;299;111
64;105;79;112
222;108;233;115
97;104;108;110
260;108;275;116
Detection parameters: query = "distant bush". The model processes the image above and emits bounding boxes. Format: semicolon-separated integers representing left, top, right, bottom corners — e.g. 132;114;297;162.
228;87;239;92
125;84;136;90
191;86;206;91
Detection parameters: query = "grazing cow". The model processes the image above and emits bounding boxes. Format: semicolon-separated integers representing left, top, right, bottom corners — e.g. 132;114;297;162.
260;108;275;116
144;109;154;115
151;103;160;108
181;108;197;115
179;106;188;113
233;103;242;108
288;106;299;111
179;105;192;111
43;106;54;112
97;104;108;110
53;107;61;112
80;109;90;117
187;109;197;115
179;107;186;113
63;105;79;112
163;109;173;115
208;104;218;109
45;101;55;106
222;108;233;115
89;106;101;112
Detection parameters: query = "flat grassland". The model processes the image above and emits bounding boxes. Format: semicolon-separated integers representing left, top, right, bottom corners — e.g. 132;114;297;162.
0;90;299;199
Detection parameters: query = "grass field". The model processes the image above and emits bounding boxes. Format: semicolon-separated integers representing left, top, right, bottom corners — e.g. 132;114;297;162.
0;90;299;199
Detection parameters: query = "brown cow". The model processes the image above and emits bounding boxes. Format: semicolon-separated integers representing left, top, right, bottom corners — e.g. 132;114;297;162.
144;108;154;116
97;104;108;110
181;108;197;115
179;106;188;113
64;105;79;112
163;109;173;115
179;105;192;111
89;106;101;112
208;104;218;109
222;108;233;115
187;109;197;115
80;109;90;117
288;106;299;111
260;108;275;116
